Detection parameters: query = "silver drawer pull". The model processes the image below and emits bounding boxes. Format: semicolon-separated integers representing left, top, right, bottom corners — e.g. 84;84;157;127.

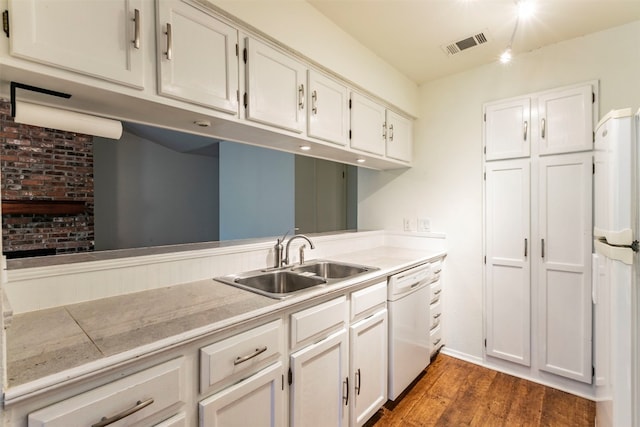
92;398;154;427
430;320;440;331
132;9;140;49
234;346;267;365
433;289;442;296
165;23;172;60
433;338;442;347
433;313;442;319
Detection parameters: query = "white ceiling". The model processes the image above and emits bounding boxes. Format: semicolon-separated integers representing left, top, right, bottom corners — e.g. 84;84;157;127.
306;0;640;85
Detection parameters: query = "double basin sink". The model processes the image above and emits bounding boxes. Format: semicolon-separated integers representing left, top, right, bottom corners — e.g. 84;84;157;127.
215;260;379;299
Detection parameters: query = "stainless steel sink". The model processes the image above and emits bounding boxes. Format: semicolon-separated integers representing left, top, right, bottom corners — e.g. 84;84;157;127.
291;260;373;279
215;259;378;299
235;271;326;297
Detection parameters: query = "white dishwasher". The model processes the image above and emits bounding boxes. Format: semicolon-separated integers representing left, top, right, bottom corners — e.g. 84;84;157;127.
387;262;434;400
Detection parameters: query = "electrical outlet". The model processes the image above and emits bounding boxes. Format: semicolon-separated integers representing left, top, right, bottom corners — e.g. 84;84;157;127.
403;218;412;232
417;217;431;232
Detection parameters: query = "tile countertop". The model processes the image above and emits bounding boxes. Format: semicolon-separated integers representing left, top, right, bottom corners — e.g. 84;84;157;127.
5;246;446;401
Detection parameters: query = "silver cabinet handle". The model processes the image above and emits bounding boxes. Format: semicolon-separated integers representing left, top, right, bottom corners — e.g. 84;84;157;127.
165;23;172;60
382;122;387;139
234;346;267;365
434;313;442;320
541;118;546;138
541;238;545;258
433;338;442;347
311;90;317;114
389;124;394;141
524;238;528;257
92;398;154;427
298;84;305;109
355;368;361;395
430;320;440;331
433;289;442;296
132;9;140;49
523;120;528;141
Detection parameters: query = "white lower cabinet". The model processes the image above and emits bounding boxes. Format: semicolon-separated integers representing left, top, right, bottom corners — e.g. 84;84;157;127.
154;412;187;427
199;362;285;427
349;309;387;427
290;329;349;427
28;358;186;427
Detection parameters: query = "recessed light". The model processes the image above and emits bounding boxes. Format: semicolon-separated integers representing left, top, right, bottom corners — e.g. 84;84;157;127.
300;145;311;151
194;120;210;127
517;0;535;19
500;48;512;64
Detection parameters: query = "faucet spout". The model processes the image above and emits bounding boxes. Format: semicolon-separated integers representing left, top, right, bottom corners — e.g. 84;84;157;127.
283;234;315;266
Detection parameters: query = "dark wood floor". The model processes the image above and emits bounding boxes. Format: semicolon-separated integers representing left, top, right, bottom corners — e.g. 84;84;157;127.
369;353;595;426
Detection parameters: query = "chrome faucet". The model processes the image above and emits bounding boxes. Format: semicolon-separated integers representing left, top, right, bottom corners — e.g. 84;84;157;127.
283;234;315;266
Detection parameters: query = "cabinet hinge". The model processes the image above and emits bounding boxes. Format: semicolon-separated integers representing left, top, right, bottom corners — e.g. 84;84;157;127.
483;146;486;155
2;10;8;38
484;255;486;264
631;240;639;252
281;374;285;390
243;92;247;109
288;368;293;386
349;130;352;140
592;366;595;378
592;92;595;104
243;48;247;64
483;113;486;122
235;43;239;57
236;90;239;103
483;172;486;180
593;162;595;175
348;99;352;109
484;338;487;348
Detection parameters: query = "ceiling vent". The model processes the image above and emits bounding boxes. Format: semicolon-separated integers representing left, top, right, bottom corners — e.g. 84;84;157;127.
442;30;490;56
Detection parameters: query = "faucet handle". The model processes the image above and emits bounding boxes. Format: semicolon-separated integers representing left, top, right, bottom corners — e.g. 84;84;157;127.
277;230;290;244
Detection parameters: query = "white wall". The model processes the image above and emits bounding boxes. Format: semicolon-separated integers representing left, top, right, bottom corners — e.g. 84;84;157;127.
358;21;640;360
204;0;418;116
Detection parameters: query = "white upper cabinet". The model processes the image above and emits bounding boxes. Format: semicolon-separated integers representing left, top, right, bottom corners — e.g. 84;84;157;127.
156;0;238;114
9;0;145;89
385;110;412;163
484;98;531;160
244;37;307;133
307;70;349;146
349;92;386;156
538;85;594;155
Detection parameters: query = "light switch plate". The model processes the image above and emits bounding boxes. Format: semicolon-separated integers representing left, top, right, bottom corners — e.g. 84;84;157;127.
417;217;431;232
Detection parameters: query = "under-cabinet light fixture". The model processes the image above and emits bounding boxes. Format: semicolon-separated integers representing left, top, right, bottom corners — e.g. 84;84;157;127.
299;145;311;151
356;158;366;164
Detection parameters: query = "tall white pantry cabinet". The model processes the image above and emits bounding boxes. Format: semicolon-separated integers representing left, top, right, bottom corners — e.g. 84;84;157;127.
483;82;596;385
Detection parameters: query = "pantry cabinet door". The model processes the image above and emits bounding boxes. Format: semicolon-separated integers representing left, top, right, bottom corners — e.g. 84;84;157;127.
484;97;531;160
290;329;348;427
538;152;593;383
9;0;145;88
156;0;238;114
245;37;306;133
307;70;349;146
538;85;594;155
485;159;531;366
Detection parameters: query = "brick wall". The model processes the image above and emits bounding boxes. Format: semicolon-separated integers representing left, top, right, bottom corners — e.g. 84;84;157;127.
0;99;94;256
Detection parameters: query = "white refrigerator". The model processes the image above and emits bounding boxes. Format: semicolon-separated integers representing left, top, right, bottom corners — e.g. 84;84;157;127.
593;108;639;427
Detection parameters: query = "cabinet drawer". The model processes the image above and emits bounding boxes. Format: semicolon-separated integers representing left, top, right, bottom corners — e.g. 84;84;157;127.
430;299;442;329
430;279;442;304
200;319;283;394
350;281;387;320
291;296;347;349
28;358;185;427
430;323;443;352
154;412;186;427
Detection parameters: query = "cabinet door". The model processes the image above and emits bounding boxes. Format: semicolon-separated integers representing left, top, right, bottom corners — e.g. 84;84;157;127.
386;110;412;163
485;159;531;366
307;70;349;146
245;37;306;133
290;329;348;427
484;98;530;160
157;0;238;114
538;85;594;155
350;310;387;427
350;92;386;156
199;362;284;427
538;152;592;383
9;0;144;88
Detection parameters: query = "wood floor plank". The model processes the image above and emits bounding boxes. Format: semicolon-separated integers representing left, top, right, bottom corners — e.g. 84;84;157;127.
372;354;595;427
